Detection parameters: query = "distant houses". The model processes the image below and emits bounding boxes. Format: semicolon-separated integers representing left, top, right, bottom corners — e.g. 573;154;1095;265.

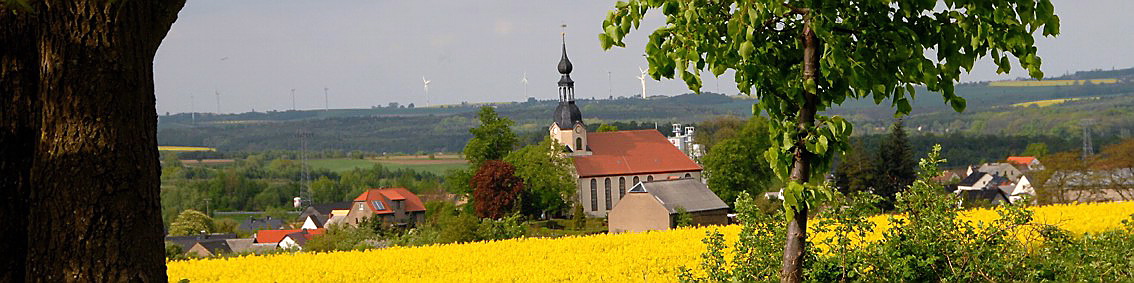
342;188;427;227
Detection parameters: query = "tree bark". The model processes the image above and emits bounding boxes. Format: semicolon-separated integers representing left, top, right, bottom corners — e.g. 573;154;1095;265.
0;1;185;282
781;14;820;283
0;4;42;282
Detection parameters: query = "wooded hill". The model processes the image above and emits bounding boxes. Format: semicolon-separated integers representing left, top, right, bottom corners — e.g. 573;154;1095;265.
158;67;1134;165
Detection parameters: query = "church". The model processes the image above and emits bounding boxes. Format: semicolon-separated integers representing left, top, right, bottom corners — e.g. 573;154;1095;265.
548;39;704;217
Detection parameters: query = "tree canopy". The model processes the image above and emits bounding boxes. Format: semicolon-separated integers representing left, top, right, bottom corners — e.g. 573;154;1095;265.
471;160;525;219
464;107;518;165
168;209;214;236
701;116;775;206
600;0;1059;280
504;137;576;217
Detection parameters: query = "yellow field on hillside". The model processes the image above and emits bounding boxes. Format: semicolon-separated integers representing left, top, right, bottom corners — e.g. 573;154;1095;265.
990;78;1119;87
1011;97;1097;107
167;202;1134;282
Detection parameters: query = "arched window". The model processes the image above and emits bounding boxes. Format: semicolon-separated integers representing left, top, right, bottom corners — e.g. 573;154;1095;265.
647;175;654;182
575;137;583;151
589;179;598;211
633;176;640;185
604;178;612;210
685;173;692;179
619;177;626;198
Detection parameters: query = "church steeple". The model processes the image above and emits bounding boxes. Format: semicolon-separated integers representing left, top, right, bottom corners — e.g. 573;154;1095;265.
557;32;575;102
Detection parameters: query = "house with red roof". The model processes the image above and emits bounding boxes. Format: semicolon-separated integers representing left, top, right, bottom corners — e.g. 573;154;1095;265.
547;42;706;217
254;228;326;250
342;188;426;227
1006;156;1044;171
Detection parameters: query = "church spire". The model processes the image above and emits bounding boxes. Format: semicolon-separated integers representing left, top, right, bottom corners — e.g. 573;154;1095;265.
557;27;575;102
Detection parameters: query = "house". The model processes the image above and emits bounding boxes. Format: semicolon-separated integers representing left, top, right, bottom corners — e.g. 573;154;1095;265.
608;179;729;233
254;229;303;244
545;40;703;217
342;188;426;227
297;201;352;229
278;229;326;250
237;216;286;233
1007;176;1036;204
955;172;994;191
186;239;232;257
976;163;1025;182
1006;156;1044;171
165;233;238;252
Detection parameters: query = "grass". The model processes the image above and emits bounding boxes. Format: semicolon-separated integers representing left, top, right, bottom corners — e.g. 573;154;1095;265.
307;158;468;175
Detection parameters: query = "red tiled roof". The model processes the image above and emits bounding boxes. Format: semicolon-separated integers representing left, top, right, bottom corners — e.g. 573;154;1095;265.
351;188;426;214
255;229;303;243
1006;156;1037;165
572;130;702;177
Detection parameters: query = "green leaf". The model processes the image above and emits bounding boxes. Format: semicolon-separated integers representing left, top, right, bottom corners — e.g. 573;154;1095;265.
598;33;613;50
739;41;754;60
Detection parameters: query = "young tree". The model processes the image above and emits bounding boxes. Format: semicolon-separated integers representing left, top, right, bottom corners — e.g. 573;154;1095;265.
874;121;916;210
701;117;775;206
471;160;525;219
600;0;1058;280
463;107;518;166
168;209;215;236
1;1;185;281
504;137;576;217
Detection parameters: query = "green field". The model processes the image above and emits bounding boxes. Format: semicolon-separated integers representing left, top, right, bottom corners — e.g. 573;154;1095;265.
307;158;467;175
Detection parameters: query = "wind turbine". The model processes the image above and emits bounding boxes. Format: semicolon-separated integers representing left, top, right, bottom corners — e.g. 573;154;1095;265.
521;72;529;100
422;76;431;106
637;66;649;99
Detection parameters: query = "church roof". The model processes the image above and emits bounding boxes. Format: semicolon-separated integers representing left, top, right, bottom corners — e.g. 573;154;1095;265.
572;130;702;177
552;101;584;129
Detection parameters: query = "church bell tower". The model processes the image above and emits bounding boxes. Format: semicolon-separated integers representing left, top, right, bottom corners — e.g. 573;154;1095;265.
549;31;590;156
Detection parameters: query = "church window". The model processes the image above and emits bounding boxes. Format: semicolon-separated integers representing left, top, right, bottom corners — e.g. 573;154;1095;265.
589;179;598;211
633;176;640;185
647;175;654;182
685;173;692;179
619;177;626;198
604;178;612;210
575;137;582;151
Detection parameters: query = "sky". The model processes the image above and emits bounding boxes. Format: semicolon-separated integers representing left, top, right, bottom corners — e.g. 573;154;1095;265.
153;0;1134;114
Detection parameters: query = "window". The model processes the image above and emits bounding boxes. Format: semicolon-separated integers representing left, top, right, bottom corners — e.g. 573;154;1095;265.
371;200;386;211
633;176;640;185
604;178;612;210
590;179;598;211
685;173;692;179
575;137;583;151
619;177;626;198
647;175;654;182
357;203;365;211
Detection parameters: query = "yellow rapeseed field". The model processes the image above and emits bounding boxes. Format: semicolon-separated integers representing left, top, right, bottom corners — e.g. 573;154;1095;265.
989;78;1119;87
158;146;217;152
168;202;1133;282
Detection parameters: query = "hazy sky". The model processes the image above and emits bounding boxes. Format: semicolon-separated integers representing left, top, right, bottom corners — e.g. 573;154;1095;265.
154;0;1134;114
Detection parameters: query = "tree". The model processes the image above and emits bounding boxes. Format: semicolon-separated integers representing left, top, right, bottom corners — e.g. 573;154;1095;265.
1;1;185;281
693;116;745;151
874;121;917;210
596;123;620;132
1023;142;1050;157
600;0;1058;280
463;107;518;166
701;117;775;207
503;137;576;217
168;209;215;236
470;160;524;219
833;140;878;195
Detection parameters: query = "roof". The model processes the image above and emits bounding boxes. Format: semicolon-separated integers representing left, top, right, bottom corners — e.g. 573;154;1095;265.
298;202;353;225
255;229;303;243
1006;156;1037;165
352;188;427;214
283;229;326;247
552;101;584;130
225;238;255;254
630;178;728;214
193;239;233;255
958;172;988;186
238;217;285;232
572;130;702;177
165;233;238;251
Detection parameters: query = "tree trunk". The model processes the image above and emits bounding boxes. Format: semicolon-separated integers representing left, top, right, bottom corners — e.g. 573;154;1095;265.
0;5;41;282
781;15;820;283
0;1;185;282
